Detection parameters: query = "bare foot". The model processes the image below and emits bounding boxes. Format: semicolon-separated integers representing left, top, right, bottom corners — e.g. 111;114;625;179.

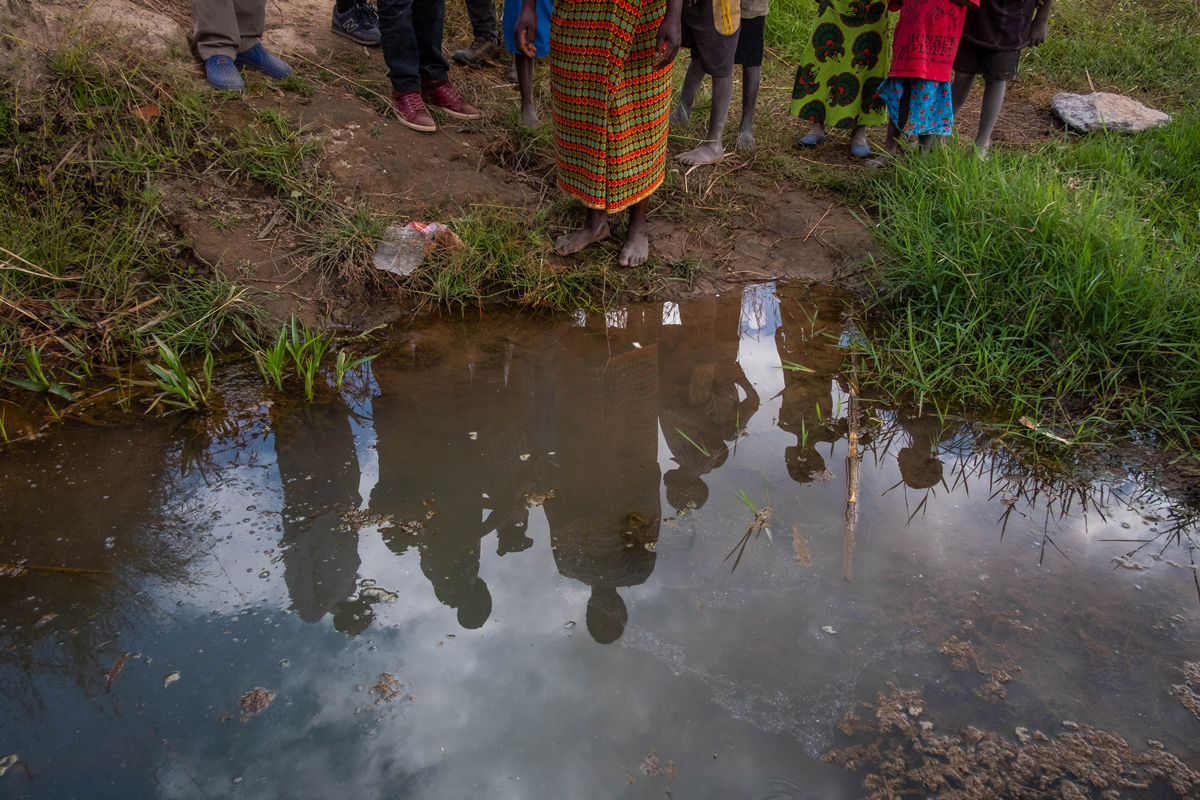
736;129;756;153
618;219;650;267
520;103;539;129
669;104;691;126
849;126;868;149
555;219;610;256
864;153;892;169
677;141;724;165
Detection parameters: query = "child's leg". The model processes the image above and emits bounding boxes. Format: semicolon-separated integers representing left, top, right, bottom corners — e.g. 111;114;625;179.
736;64;761;152
515;52;537;128
950;70;975;117
679;70;733;164
670;59;706;126
974;79;1007;152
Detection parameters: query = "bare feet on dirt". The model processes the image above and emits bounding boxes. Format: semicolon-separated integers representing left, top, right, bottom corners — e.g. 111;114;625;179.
619;219;650;267
555;219;610;256
520;105;540;129
736;130;756;153
677;141;725;166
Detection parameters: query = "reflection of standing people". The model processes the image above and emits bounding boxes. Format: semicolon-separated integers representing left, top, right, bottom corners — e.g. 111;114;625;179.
369;321;553;629
660;295;759;511
272;401;364;629
774;292;847;483
895;413;959;489
791;0;889;157
544;309;662;644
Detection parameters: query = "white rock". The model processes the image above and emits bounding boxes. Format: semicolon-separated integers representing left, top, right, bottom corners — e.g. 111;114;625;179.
1052;92;1171;134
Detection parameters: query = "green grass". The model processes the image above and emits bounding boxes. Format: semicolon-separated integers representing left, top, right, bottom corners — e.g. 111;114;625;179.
0;36;262;379
1025;0;1200;110
415;209;609;312
860;116;1200;443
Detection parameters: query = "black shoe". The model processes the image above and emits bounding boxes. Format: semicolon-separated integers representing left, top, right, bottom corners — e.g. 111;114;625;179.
331;3;381;46
452;34;501;67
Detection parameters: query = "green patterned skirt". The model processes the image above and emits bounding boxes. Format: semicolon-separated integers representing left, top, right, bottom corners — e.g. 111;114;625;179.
789;0;890;130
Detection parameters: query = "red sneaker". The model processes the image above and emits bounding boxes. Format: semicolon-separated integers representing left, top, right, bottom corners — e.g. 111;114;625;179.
421;79;481;120
391;90;436;132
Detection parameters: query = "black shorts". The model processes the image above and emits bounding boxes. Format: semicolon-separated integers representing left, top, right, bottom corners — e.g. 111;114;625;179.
680;0;740;77
952;39;1022;82
733;15;765;67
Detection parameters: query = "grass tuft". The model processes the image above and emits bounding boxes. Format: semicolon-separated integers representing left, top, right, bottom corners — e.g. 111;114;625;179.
861;117;1200;441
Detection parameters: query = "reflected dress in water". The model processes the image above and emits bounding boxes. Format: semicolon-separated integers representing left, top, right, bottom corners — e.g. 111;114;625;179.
272;400;365;632
659;294;760;512
544;308;662;644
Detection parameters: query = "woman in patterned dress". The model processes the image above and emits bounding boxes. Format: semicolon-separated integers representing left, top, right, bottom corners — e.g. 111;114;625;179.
515;0;682;266
790;0;891;158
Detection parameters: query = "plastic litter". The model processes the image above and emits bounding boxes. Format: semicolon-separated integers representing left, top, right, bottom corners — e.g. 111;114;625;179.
373;222;463;277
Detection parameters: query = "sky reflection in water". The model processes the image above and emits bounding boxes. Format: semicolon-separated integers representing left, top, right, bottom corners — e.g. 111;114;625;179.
0;283;1197;800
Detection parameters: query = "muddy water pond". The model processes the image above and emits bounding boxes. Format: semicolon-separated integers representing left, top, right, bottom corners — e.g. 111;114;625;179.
1;284;1198;799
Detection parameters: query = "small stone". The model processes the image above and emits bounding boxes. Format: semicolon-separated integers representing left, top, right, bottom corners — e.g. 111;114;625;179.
1015;726;1031;744
1062;720;1080;731
1051;92;1171;134
163;671;180;688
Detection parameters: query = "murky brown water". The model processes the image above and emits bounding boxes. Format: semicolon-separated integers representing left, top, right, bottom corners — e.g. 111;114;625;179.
1;283;1198;799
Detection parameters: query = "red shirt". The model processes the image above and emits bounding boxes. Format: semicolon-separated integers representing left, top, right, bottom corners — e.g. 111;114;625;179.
888;0;979;82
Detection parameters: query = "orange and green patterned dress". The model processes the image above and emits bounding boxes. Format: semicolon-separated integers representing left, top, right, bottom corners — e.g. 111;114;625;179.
550;0;672;212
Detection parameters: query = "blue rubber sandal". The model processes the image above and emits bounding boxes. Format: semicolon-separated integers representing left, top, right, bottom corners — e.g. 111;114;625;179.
204;55;245;91
849;143;872;158
234;43;293;79
797;133;826;147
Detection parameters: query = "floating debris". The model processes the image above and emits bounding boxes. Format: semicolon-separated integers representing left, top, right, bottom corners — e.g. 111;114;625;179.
824;684;1200;799
641;748;662;777
237;687;274;720
0;755;16;777
104;652;130;694
822;626;838;635
791;526;813;567
519;454;531;462
337;508;396;532
468;432;477;440
360;587;398;603
524;489;557;508
163;671;180;688
1168;661;1200;720
937;636;1020;699
33;612;57;628
1112;555;1149;571
218;711;232;723
279;659;289;668
372;673;404;702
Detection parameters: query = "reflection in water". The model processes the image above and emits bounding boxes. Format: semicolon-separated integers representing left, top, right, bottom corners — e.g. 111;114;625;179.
3;284;1200;799
272;400;365;631
545;307;662;643
660;295;760;512
775;290;849;484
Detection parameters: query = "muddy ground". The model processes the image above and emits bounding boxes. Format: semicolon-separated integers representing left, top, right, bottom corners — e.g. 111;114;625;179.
1;0;1069;330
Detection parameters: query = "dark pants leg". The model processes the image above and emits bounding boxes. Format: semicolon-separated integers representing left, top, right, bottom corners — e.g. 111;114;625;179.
464;0;496;38
379;0;448;92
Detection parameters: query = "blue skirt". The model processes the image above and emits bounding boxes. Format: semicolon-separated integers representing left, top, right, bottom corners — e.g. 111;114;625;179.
878;77;954;136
